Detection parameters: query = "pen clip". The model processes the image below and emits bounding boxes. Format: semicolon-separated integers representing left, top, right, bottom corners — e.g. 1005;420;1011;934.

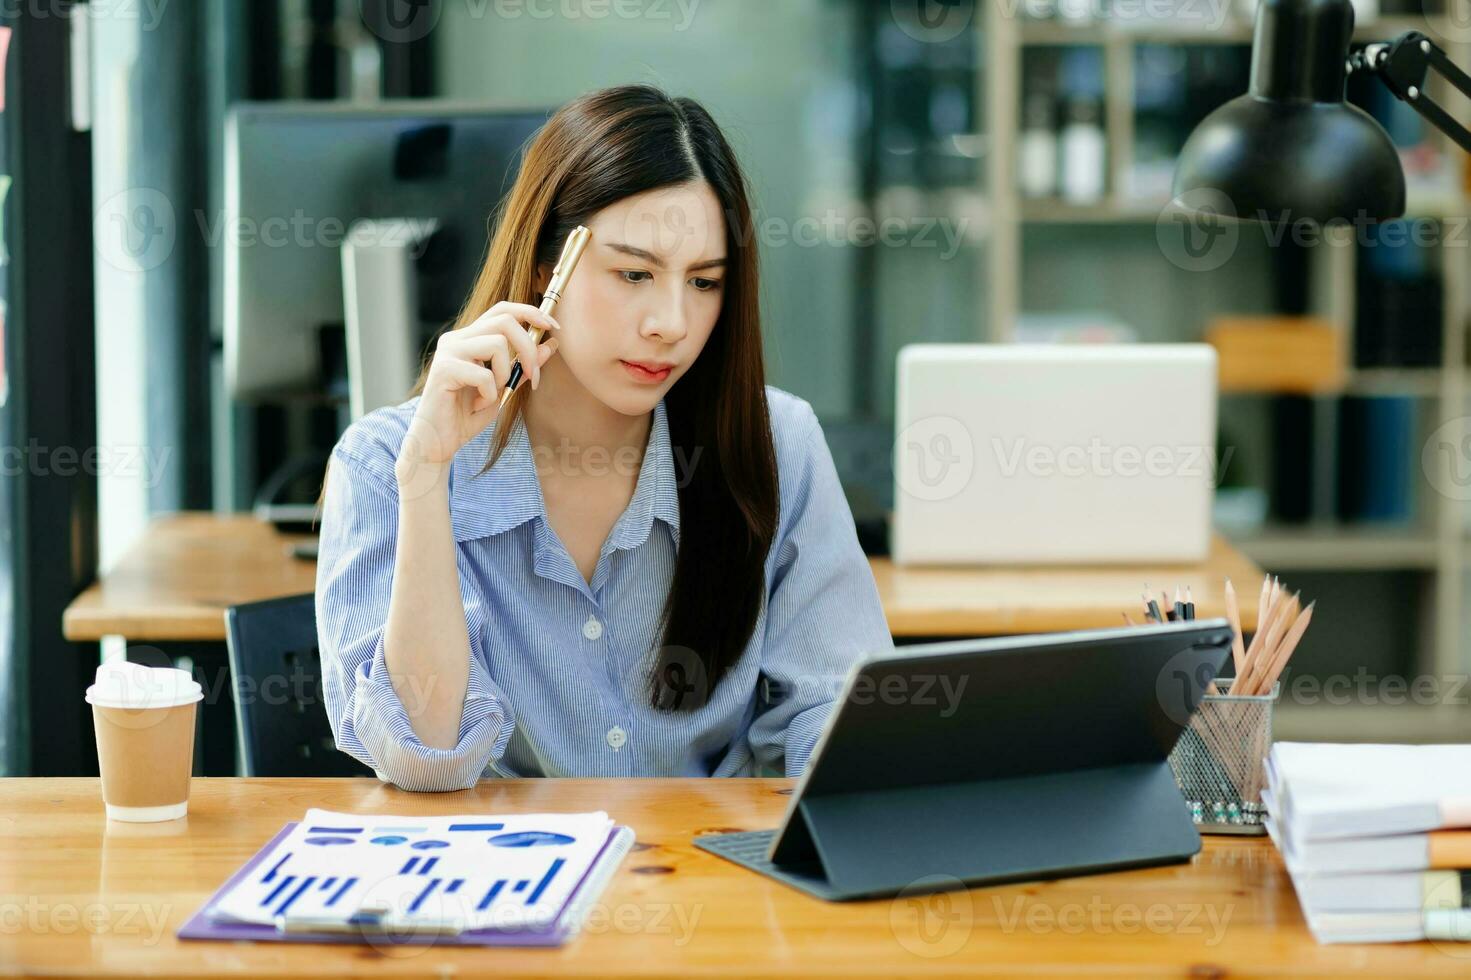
276;906;466;937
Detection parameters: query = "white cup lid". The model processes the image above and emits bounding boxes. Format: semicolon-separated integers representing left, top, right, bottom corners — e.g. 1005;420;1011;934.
86;661;203;710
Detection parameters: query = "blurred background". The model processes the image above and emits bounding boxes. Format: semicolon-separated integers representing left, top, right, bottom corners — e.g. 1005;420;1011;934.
2;0;1470;775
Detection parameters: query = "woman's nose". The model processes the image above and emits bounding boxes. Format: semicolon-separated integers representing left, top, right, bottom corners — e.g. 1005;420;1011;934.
641;290;689;343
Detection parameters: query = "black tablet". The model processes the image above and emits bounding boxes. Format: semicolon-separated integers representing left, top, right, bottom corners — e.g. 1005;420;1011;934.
696;620;1234;901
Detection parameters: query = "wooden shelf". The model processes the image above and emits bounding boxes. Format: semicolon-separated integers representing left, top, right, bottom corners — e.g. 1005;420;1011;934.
988;8;1471;689
1344;368;1445;397
1020;198;1164;223
1016;16;1453;48
1229;527;1441;570
1018;21;1252;47
1275;701;1471;742
1020;193;1468;224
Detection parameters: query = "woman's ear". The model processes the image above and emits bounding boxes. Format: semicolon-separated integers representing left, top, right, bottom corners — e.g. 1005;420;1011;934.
533;263;552;303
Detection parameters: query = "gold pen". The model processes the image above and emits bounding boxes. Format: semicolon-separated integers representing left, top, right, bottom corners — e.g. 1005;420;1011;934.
499;224;592;408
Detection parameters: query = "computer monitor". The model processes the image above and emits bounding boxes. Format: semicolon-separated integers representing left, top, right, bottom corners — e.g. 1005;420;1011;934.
224;101;549;401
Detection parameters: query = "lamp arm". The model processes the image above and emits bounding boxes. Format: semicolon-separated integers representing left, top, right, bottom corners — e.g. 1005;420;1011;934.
1352;31;1471;154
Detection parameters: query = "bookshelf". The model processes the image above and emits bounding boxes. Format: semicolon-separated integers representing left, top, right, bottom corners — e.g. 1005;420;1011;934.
978;5;1471;740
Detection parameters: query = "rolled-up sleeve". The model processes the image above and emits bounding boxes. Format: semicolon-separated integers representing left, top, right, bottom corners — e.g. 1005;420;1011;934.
749;400;894;777
316;442;515;791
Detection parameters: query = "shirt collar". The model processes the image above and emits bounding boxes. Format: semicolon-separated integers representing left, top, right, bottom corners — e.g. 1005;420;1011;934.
449;398;681;550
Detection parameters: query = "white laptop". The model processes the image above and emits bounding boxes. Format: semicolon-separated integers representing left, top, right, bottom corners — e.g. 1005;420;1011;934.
892;344;1218;565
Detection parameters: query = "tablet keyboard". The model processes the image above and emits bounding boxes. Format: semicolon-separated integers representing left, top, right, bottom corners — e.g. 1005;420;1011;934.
693;830;843;901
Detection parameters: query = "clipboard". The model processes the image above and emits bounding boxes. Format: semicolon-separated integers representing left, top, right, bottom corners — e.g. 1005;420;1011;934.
178;821;635;947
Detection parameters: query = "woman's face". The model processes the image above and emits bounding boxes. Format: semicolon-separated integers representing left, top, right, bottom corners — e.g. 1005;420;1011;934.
540;180;728;416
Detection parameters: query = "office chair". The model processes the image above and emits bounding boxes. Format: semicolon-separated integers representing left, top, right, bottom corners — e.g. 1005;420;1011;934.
225;593;372;777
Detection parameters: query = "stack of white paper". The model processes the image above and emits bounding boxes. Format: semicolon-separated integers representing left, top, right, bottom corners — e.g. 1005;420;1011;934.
210;808;621;934
1264;743;1471;944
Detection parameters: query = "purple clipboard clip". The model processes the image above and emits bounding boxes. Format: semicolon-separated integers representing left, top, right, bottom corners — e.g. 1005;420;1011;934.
177;821;634;948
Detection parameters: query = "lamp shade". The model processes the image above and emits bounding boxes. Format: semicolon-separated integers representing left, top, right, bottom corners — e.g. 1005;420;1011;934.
1172;0;1405;223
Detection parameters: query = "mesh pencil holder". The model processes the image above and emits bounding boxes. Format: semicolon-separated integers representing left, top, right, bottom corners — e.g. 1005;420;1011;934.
1168;680;1278;835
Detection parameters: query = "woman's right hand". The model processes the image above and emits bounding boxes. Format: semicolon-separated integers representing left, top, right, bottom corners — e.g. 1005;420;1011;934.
399;301;562;472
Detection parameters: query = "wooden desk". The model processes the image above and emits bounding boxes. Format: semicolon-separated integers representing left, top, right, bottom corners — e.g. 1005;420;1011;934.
63;513;1262;642
871;534;1261;635
63;514;317;644
0;777;1459;977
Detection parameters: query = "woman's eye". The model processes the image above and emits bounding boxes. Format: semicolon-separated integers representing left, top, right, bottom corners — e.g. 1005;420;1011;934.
691;277;723;292
619;270;651;284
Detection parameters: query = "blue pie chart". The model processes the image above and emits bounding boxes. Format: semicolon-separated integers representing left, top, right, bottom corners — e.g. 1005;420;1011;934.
488;831;575;847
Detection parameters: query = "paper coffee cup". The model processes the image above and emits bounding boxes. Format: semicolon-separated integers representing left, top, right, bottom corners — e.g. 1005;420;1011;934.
86;662;203;822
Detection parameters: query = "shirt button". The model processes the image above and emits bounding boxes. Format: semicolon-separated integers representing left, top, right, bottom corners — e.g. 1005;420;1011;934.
582;616;604;641
606;726;626;750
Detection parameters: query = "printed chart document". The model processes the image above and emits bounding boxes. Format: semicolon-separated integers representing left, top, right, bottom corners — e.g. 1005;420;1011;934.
208;808;622;934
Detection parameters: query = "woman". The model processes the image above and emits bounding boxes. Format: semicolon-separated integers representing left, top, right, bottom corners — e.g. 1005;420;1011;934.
317;84;891;791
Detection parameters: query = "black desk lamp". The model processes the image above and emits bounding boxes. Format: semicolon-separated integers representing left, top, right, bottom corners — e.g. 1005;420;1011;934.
1173;0;1471;222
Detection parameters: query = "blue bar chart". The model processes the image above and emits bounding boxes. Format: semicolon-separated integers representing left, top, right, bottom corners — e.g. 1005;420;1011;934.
213;808;616;932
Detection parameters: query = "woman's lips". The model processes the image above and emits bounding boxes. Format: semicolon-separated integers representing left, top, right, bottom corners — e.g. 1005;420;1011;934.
621;360;673;383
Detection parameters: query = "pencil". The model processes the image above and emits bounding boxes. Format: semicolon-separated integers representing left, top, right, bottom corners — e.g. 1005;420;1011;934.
1256;575;1271;647
1173;585;1185;623
1185;586;1195;621
1223;578;1247;676
1257;601;1314;695
1262;592;1300;664
1242;584;1290;685
1242;592;1298;695
1143;586;1163;624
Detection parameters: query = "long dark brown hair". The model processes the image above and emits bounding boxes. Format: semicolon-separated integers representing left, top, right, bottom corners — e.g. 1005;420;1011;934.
415;85;778;710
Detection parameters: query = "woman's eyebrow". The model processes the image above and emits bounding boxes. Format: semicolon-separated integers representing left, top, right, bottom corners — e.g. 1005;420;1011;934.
603;241;727;271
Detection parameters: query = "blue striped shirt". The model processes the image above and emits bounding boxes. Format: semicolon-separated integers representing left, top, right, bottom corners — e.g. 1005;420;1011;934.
316;386;893;791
